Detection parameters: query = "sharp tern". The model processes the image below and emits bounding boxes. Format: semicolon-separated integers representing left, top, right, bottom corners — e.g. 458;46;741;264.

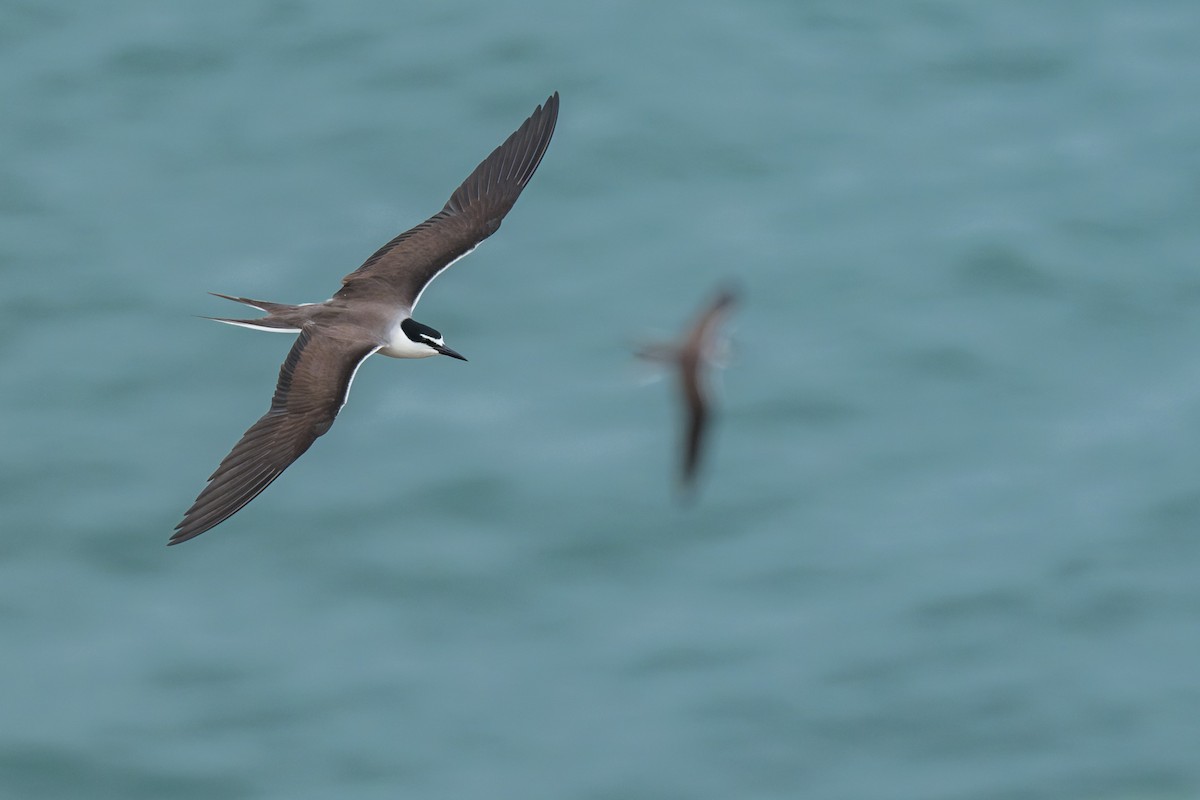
170;92;559;545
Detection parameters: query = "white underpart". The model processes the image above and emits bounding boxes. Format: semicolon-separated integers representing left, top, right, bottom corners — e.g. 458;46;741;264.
408;245;476;311
210;318;302;333
340;346;382;410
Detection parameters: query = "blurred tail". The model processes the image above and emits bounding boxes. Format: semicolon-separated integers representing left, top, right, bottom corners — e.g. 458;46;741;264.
634;342;680;364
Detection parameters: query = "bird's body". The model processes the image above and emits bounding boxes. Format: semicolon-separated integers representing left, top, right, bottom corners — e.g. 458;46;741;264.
171;92;559;545
638;286;738;495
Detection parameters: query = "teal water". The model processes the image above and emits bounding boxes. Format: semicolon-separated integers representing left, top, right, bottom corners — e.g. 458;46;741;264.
3;1;1200;797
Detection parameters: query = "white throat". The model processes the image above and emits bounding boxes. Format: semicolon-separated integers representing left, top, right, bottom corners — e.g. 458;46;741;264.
380;320;441;359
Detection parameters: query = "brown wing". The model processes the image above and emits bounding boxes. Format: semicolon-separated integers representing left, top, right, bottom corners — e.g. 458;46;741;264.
682;286;738;358
334;92;559;310
677;286;738;492
170;328;380;544
679;353;710;492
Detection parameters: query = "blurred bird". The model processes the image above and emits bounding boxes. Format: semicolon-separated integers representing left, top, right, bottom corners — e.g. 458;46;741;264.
171;92;559;544
636;285;738;497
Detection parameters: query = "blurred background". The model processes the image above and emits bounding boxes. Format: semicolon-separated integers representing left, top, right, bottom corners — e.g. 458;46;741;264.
2;1;1199;798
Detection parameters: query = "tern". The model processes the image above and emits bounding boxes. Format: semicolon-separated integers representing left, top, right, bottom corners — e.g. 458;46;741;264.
637;286;738;496
170;92;559;544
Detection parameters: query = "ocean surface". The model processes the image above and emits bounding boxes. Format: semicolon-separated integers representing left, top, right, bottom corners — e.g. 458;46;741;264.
2;1;1199;798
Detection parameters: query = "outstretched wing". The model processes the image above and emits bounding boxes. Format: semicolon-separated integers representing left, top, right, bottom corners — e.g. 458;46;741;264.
170;328;380;544
678;287;739;493
679;360;710;492
685;286;739;358
334;92;559;311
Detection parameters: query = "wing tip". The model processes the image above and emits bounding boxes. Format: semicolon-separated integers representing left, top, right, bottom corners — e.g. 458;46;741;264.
166;529;195;546
711;280;741;309
168;516;213;546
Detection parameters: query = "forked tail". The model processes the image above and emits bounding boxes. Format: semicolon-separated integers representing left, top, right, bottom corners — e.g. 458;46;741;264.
203;292;313;332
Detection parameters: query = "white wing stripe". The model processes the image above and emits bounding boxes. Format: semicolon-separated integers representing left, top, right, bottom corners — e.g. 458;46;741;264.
340;346;383;410
408;245;477;311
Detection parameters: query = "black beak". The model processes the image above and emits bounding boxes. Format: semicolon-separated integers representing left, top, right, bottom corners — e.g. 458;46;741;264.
435;343;468;362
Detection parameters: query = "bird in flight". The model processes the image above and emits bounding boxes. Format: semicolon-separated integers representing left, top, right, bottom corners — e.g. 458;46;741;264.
637;285;738;497
171;92;559;545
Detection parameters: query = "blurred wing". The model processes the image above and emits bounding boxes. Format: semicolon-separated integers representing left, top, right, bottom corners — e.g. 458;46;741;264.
677;287;738;493
335;92;559;311
685;286;739;357
170;329;380;544
679;356;710;492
